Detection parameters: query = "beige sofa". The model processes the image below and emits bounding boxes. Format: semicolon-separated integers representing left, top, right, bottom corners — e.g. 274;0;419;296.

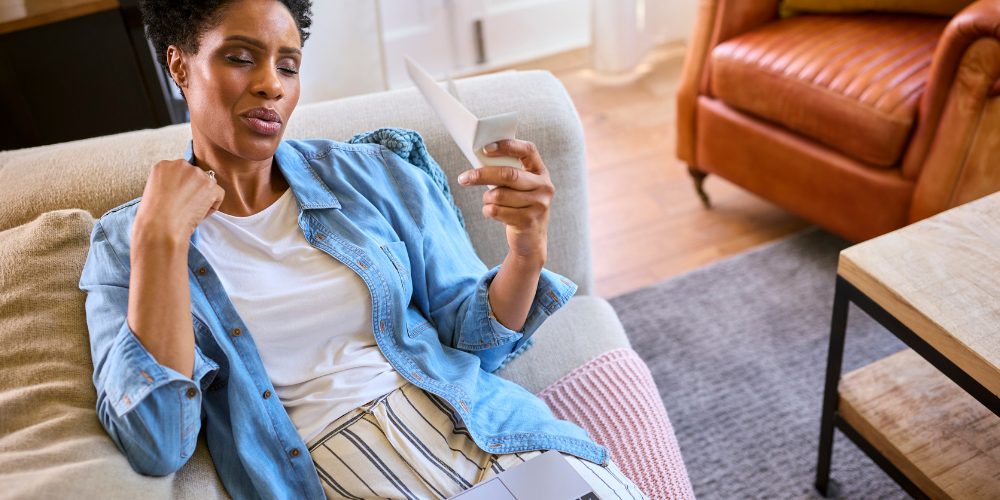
0;70;636;499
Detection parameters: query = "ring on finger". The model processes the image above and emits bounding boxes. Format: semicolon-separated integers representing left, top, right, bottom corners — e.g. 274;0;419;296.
206;170;216;182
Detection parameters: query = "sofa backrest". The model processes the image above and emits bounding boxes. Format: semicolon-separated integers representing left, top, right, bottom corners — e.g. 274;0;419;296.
0;70;594;294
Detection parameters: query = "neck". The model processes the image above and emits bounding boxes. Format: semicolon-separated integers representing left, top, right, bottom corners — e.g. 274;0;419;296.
192;137;289;217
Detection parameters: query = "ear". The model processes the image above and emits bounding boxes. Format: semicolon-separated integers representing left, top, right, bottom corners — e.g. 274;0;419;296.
166;45;188;92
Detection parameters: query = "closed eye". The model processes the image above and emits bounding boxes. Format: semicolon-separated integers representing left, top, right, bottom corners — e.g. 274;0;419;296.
226;55;251;64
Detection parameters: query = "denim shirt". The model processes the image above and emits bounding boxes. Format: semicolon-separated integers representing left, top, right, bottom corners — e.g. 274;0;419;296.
79;139;604;500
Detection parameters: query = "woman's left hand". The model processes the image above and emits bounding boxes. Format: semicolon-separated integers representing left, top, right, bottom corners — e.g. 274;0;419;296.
457;139;553;263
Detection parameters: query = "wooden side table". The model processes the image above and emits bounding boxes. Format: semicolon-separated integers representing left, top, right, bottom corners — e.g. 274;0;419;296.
814;192;1000;499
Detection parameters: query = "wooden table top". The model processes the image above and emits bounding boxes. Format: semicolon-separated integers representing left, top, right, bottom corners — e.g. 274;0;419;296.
839;191;1000;401
0;0;119;35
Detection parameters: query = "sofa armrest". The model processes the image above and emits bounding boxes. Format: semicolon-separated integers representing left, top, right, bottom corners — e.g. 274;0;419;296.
677;0;781;164
493;296;631;395
902;0;1000;180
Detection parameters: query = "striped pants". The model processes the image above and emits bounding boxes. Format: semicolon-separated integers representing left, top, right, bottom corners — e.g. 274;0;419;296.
307;383;649;500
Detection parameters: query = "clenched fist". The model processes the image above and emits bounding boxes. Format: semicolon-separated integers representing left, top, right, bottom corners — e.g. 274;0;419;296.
133;159;226;244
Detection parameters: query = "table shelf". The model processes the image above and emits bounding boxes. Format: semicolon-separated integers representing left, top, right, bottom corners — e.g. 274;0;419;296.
838;349;1000;500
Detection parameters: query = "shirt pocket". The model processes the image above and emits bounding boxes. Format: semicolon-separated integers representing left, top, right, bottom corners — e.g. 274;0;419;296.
380;241;413;303
405;307;434;339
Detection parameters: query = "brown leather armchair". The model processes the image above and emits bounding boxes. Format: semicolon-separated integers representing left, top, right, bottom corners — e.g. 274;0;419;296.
677;0;1000;242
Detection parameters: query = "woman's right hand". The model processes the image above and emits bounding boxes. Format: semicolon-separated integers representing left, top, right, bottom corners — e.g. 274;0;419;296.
127;160;223;378
133;160;225;244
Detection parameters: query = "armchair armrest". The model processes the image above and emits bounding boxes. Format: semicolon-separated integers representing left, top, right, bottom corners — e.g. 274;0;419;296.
677;0;781;164
903;0;1000;221
902;0;1000;178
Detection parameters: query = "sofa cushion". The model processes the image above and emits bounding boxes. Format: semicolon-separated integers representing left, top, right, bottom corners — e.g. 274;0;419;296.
710;14;949;167
779;0;973;18
0;210;228;500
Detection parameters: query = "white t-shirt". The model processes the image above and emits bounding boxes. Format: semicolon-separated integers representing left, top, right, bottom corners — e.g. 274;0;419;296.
197;188;407;443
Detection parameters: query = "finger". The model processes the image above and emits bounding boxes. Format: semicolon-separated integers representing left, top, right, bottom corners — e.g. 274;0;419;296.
483;140;545;175
482;204;534;227
204;185;225;220
458;166;539;190
483;139;535;159
483;186;538;209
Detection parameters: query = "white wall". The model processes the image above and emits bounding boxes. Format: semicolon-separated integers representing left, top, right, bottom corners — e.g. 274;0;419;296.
378;0;457;90
379;0;592;89
296;0;701;103
646;0;699;45
471;0;591;75
592;0;698;73
297;0;387;106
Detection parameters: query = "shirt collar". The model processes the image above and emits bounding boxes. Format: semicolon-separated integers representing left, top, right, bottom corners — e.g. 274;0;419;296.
183;140;340;211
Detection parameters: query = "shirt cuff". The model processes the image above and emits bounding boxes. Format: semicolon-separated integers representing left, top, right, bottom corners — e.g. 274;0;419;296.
103;322;218;418
457;264;578;353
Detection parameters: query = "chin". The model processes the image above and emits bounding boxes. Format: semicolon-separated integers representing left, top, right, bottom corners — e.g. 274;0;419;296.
233;132;283;161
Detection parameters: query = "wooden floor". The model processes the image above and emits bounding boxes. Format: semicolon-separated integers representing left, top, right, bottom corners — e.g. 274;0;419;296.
506;47;811;298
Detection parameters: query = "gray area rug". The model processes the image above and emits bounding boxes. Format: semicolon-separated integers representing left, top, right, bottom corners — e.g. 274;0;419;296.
609;228;910;500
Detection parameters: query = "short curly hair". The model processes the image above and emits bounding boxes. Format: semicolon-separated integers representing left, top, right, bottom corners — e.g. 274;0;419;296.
139;0;312;68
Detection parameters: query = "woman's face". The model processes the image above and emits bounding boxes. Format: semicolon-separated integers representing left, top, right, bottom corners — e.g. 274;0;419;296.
170;0;302;162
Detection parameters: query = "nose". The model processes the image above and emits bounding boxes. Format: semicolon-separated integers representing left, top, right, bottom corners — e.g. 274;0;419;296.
251;64;283;100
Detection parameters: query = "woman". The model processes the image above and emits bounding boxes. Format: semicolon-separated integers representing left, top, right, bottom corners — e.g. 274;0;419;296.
80;1;648;499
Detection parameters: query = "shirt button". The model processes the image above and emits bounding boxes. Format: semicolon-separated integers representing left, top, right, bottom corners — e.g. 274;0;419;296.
233;328;242;336
290;448;300;457
186;388;197;399
263;390;272;399
197;267;207;276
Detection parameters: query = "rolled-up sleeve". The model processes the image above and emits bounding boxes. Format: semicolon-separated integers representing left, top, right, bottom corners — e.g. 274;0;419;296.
381;146;578;373
460;264;578;372
80;220;217;476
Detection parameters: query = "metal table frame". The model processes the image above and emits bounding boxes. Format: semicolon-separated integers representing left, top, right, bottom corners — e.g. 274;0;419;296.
814;276;1000;499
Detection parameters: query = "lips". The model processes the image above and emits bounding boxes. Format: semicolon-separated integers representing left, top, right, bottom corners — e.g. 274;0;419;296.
240;107;282;135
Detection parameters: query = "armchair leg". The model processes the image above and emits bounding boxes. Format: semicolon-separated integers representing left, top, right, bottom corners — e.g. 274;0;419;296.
687;166;711;208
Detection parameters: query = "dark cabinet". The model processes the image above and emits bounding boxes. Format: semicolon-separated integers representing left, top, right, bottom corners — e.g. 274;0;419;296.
0;0;185;150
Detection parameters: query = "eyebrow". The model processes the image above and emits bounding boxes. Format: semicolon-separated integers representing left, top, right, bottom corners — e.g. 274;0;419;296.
224;35;301;55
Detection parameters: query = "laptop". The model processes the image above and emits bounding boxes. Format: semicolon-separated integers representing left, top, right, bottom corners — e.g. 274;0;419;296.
448;450;601;500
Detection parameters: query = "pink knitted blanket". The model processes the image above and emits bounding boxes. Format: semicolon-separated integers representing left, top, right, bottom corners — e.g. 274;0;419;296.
536;348;696;500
